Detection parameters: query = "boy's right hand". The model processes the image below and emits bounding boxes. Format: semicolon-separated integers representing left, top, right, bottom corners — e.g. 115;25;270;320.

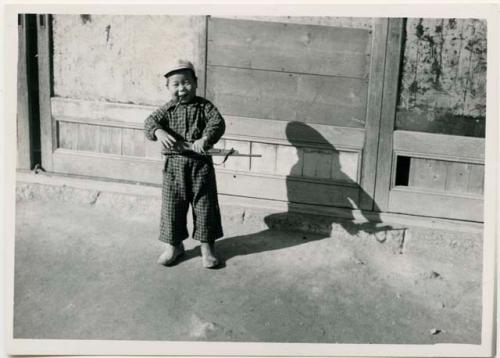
155;128;177;149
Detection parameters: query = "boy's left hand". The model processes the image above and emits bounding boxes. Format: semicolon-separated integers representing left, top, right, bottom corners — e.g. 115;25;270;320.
191;137;208;154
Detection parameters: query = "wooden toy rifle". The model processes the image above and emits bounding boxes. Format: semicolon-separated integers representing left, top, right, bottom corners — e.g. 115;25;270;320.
162;143;261;165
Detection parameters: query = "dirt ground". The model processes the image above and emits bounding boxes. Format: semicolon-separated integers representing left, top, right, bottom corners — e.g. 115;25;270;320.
13;198;483;344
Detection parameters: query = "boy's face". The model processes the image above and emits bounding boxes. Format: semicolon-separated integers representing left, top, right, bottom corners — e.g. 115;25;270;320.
166;70;197;103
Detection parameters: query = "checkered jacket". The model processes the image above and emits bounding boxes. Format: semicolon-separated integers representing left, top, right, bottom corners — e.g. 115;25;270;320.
144;96;226;153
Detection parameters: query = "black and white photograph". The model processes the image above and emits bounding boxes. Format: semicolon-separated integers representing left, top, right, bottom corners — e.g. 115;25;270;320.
4;2;497;357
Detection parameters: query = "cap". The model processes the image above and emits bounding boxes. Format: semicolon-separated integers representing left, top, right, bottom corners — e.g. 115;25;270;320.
164;59;196;78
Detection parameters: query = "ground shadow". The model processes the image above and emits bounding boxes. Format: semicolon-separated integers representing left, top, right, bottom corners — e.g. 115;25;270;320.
183;121;397;265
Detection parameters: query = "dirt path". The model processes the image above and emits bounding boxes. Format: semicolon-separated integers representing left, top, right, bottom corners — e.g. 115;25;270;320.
13;199;482;344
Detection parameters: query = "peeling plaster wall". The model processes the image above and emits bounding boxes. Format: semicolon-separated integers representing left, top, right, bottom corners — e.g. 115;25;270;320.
52;15;206;106
397;18;487;137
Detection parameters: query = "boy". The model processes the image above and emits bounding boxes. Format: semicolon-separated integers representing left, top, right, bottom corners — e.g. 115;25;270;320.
144;59;225;269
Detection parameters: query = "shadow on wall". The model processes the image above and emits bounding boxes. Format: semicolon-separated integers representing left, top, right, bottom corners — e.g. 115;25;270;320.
183;122;399;267
264;121;392;236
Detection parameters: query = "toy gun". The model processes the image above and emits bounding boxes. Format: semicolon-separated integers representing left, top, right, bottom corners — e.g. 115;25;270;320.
162;143;261;165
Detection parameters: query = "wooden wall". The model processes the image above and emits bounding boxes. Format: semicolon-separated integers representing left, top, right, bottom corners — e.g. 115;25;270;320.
390;130;484;221
408;158;484;195
205;17;372;208
207;18;371;127
41;15;486;220
47;16;375;209
397;18;487;137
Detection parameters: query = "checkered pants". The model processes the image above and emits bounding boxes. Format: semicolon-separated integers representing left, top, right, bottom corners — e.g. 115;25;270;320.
159;155;223;244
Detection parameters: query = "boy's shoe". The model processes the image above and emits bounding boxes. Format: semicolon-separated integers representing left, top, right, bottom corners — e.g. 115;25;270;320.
157;242;185;266
201;242;219;269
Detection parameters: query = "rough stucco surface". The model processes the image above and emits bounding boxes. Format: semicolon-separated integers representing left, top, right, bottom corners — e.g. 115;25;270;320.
52;15;205;106
397;18;487;136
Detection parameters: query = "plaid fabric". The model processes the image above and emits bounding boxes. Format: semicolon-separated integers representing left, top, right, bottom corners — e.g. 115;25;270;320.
144;96;225;149
159;155;223;244
145;96;225;244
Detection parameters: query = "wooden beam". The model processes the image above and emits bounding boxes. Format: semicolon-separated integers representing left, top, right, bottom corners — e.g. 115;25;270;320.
373;18;404;212
389;187;483;222
393;130;485;163
207;66;368;127
50;97;367;150
207;17;371;79
359;18;388;210
17;14;32;170
37;14;54;171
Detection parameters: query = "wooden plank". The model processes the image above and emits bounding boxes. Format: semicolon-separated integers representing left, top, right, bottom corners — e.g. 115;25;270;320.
275;145;303;176
52;149;163;184
207;66;367;127
97;126;122;155
373;18;404;211
199;15;208;98
37;14;54;171
211;16;374;30
336;151;360;183
208;18;371;78
224;116;366;149
250;142;276;174
445;162;470;194
121;128;146;157
50;98;367;149
51;97;155;124
144;138;163;160
216;170;360;208
389;187;483;222
17;14;32;169
57;121;78;150
220;192;483;233
408;158;448;191
76;123;99;152
302;148;332;179
359;18;388;210
467;164;485;195
52;148;360;209
393;130;485;163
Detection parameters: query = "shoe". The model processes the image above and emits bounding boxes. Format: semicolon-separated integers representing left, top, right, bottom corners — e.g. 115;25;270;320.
201;242;219;269
157;243;185;266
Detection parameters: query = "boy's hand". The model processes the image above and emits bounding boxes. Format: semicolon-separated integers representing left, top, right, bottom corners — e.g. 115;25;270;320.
155;129;176;149
191;137;208;154
173;141;190;153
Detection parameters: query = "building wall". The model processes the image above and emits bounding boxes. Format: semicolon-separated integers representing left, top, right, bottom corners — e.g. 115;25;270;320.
397;18;487;137
49;15;375;210
52;15;206;106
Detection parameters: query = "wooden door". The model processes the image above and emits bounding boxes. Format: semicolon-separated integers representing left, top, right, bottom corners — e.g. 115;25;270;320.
205;17;389;211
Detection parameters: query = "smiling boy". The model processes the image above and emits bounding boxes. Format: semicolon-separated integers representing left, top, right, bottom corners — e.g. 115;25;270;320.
144;59;225;268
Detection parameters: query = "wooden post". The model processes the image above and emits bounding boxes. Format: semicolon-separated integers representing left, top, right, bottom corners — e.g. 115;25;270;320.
202;15;209;98
17;14;32;170
359;18;389;210
373;18;405;211
37;14;54;172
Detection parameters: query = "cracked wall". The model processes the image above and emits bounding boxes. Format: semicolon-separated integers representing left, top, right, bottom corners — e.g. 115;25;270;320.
52;15;206;106
397;18;487;137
